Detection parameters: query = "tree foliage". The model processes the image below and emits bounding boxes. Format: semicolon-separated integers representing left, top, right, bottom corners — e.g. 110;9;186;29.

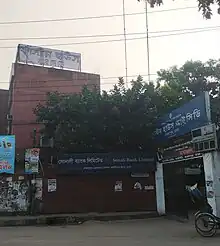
156;59;220;122
137;0;220;19
35;59;220;153
34;76;159;153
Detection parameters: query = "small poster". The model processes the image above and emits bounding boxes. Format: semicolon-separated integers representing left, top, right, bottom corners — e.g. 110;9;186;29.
48;179;57;192
206;180;214;198
134;182;142;190
144;185;154;191
114;181;122;192
207;190;214;198
35;178;43;199
18;176;24;180
6;177;12;182
25;148;40;174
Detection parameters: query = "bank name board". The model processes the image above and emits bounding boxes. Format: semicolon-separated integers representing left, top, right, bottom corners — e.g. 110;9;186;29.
58;157;104;165
154;92;210;141
57;153;155;173
155;109;201;138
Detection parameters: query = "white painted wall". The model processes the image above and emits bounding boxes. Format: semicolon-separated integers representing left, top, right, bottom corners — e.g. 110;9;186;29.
155;162;165;215
203;151;220;217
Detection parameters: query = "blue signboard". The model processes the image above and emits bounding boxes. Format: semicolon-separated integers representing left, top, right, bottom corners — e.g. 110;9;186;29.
154;93;210;141
0;135;15;174
57;153;155;174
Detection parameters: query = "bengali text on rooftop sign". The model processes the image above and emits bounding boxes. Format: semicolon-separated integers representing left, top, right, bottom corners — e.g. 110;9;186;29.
17;44;81;71
0;135;15;174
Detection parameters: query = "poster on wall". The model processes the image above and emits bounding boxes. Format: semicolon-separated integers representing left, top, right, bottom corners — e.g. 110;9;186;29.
114;181;122;192
134;182;142;190
206;180;214;198
48;179;57;192
25;148;40;174
35;178;43;200
0;178;29;212
0;135;15;174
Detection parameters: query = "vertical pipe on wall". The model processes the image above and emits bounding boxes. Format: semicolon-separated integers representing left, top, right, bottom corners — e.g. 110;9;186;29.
204;91;211;123
203;152;217;216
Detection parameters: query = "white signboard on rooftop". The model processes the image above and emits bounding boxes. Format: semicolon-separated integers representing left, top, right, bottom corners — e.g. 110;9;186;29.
17;44;81;71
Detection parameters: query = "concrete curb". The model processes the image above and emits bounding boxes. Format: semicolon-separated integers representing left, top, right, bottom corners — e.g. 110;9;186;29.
0;212;159;227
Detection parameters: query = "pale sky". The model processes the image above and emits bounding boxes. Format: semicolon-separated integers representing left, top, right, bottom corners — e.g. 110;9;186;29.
0;0;220;91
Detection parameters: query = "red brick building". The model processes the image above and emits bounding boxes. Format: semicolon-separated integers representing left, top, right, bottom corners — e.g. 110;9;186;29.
8;63;100;150
7;61;157;215
0;89;9;135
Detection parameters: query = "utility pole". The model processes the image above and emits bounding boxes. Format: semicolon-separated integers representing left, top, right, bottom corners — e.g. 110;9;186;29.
144;0;150;83
30;128;37;215
122;0;128;88
33;128;37;148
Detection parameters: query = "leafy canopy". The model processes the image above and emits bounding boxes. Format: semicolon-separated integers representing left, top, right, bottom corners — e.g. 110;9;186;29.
35;59;220;153
137;0;220;19
34;76;160;153
156;59;220;121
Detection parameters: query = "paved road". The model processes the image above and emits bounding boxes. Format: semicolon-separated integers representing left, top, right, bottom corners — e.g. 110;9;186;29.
1;218;220;245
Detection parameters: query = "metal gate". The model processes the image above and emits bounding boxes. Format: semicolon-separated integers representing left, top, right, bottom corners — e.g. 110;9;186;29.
163;162;188;218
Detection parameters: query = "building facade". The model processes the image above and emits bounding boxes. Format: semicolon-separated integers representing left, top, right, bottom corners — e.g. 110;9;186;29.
0;89;8;135
4;46;157;215
154;92;220;217
8;63;100;150
41;152;157;214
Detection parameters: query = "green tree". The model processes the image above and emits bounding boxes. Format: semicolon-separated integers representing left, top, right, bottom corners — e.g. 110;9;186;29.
34;76;159;153
35;59;220;154
137;0;220;19
156;59;220;122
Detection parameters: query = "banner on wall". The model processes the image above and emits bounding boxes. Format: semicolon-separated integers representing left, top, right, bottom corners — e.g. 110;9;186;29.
0;135;15;174
157;132;203;163
154;92;210;142
57;152;156;174
159;142;202;163
25;148;40;174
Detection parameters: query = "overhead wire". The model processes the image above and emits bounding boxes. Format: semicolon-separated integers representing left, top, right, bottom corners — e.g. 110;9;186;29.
6;73;184;103
0;4;214;95
0;24;217;41
4;74;159;101
0;4;213;83
0;26;219;49
0;6;197;25
0;26;217;94
0;73;157;84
